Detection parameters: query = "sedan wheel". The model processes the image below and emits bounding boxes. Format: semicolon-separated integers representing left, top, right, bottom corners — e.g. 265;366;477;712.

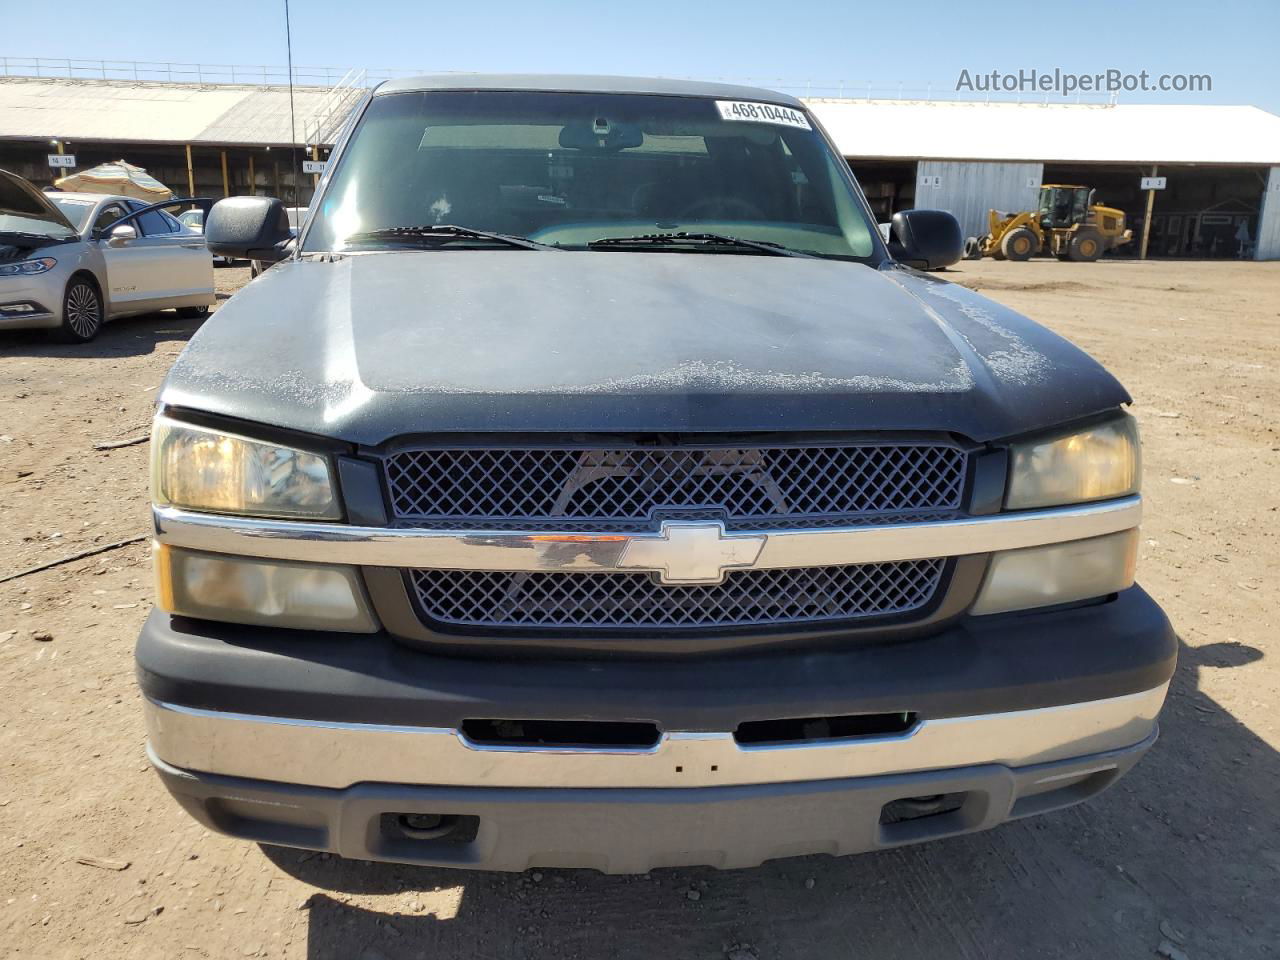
56;279;104;343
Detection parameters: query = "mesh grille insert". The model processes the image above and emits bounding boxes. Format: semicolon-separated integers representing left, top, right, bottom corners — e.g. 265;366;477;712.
408;559;946;630
383;444;967;530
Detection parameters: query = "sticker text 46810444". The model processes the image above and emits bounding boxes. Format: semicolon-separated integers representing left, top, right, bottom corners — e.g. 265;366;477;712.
715;100;812;130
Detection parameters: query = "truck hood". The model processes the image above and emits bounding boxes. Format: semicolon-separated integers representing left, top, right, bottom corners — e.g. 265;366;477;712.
161;251;1129;446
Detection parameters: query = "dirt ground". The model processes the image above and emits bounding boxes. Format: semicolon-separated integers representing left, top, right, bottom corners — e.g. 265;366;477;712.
2;258;1278;960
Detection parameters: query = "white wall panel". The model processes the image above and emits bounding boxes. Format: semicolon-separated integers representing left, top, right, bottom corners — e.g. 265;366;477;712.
1256;167;1280;260
914;161;1044;240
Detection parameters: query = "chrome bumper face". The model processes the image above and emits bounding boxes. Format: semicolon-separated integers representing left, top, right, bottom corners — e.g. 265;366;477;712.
145;683;1168;791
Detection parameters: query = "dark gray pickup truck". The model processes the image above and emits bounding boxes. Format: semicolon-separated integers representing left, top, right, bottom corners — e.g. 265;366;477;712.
137;75;1174;873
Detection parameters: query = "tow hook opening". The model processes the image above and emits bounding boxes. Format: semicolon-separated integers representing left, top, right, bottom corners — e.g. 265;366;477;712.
382;812;479;845
879;791;970;825
396;813;459;840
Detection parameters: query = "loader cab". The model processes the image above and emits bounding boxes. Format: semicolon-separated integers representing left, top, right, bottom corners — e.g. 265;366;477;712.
1039;185;1091;229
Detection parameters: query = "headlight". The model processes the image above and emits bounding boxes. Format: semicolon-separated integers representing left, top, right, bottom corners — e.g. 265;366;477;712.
1006;413;1140;509
152;415;340;519
971;530;1138;615
154;544;376;632
0;257;57;277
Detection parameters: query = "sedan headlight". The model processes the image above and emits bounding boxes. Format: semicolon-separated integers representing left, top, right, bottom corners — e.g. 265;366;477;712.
1006;413;1140;509
151;415;340;519
0;257;57;277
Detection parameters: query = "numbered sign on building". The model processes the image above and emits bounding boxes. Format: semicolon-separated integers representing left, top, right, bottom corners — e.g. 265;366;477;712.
1140;177;1167;190
47;154;76;168
302;160;327;175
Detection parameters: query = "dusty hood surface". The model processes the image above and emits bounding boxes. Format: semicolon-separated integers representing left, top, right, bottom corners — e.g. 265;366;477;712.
161;251;1129;446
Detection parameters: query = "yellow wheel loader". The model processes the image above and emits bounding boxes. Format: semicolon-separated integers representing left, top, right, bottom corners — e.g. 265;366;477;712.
976;185;1132;262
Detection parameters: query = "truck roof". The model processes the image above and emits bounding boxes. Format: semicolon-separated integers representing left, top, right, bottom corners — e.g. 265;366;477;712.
372;73;804;107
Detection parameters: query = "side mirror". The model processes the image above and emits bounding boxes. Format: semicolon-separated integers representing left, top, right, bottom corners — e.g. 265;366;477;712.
108;224;136;247
888;209;963;271
205;196;292;262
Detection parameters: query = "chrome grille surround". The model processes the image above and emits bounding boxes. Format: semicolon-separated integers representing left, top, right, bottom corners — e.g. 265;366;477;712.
408;559;947;630
382;441;966;632
382;443;969;531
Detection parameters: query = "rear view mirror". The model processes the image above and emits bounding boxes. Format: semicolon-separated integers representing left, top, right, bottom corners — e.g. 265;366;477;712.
205;196;292;262
558;121;643;152
888;209;963;271
108;224;136;247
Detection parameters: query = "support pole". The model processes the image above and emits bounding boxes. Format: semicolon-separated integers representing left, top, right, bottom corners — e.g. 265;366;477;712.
310;144;320;192
1139;164;1158;260
185;144;195;198
220;149;230;198
247;153;255;197
273;160;281;200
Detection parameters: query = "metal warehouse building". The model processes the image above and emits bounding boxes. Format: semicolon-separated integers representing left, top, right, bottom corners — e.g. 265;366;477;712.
2;67;1279;260
0;72;362;205
810;98;1280;260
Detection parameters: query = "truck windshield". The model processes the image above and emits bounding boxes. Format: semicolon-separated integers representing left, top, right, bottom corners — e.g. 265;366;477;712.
304;90;877;260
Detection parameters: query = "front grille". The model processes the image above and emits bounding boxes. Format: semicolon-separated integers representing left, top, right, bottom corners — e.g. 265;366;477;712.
408;559;946;630
383;443;968;530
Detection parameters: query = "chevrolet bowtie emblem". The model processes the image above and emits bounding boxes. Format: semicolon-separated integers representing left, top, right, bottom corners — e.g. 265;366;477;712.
617;521;767;585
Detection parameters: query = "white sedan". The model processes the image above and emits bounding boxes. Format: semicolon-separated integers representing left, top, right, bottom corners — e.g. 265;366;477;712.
0;170;215;342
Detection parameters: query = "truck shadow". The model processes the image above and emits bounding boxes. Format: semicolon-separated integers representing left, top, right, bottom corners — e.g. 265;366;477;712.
262;636;1278;960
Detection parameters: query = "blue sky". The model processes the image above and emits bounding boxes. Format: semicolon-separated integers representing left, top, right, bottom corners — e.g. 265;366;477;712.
7;0;1279;113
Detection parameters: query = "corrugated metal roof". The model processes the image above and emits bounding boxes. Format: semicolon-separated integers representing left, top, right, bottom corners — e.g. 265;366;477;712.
805;99;1280;165
3;76;1279;164
0;77;359;146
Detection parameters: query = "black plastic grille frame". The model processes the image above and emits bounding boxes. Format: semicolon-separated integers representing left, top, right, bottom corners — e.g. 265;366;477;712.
383;444;968;530
408;559;946;630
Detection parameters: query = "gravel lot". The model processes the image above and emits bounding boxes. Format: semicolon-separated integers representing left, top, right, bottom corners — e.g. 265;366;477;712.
2;258;1278;960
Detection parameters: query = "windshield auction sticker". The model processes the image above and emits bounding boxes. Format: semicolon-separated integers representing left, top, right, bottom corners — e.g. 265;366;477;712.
715;100;812;130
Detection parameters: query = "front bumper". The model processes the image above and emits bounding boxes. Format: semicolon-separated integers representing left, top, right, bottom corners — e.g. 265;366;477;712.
138;586;1175;870
151;734;1156;873
0;280;59;329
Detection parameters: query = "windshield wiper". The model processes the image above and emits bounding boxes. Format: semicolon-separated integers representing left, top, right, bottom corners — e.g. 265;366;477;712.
342;224;558;251
587;232;816;258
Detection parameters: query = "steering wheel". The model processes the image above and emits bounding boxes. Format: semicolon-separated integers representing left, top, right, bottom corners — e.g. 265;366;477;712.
677;196;766;221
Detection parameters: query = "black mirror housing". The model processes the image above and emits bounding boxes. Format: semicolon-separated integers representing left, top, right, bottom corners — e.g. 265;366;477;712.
205;196;292;262
888;209;963;271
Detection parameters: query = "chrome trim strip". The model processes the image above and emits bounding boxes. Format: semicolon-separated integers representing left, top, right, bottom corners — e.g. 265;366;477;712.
153;495;1142;573
145;682;1168;790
